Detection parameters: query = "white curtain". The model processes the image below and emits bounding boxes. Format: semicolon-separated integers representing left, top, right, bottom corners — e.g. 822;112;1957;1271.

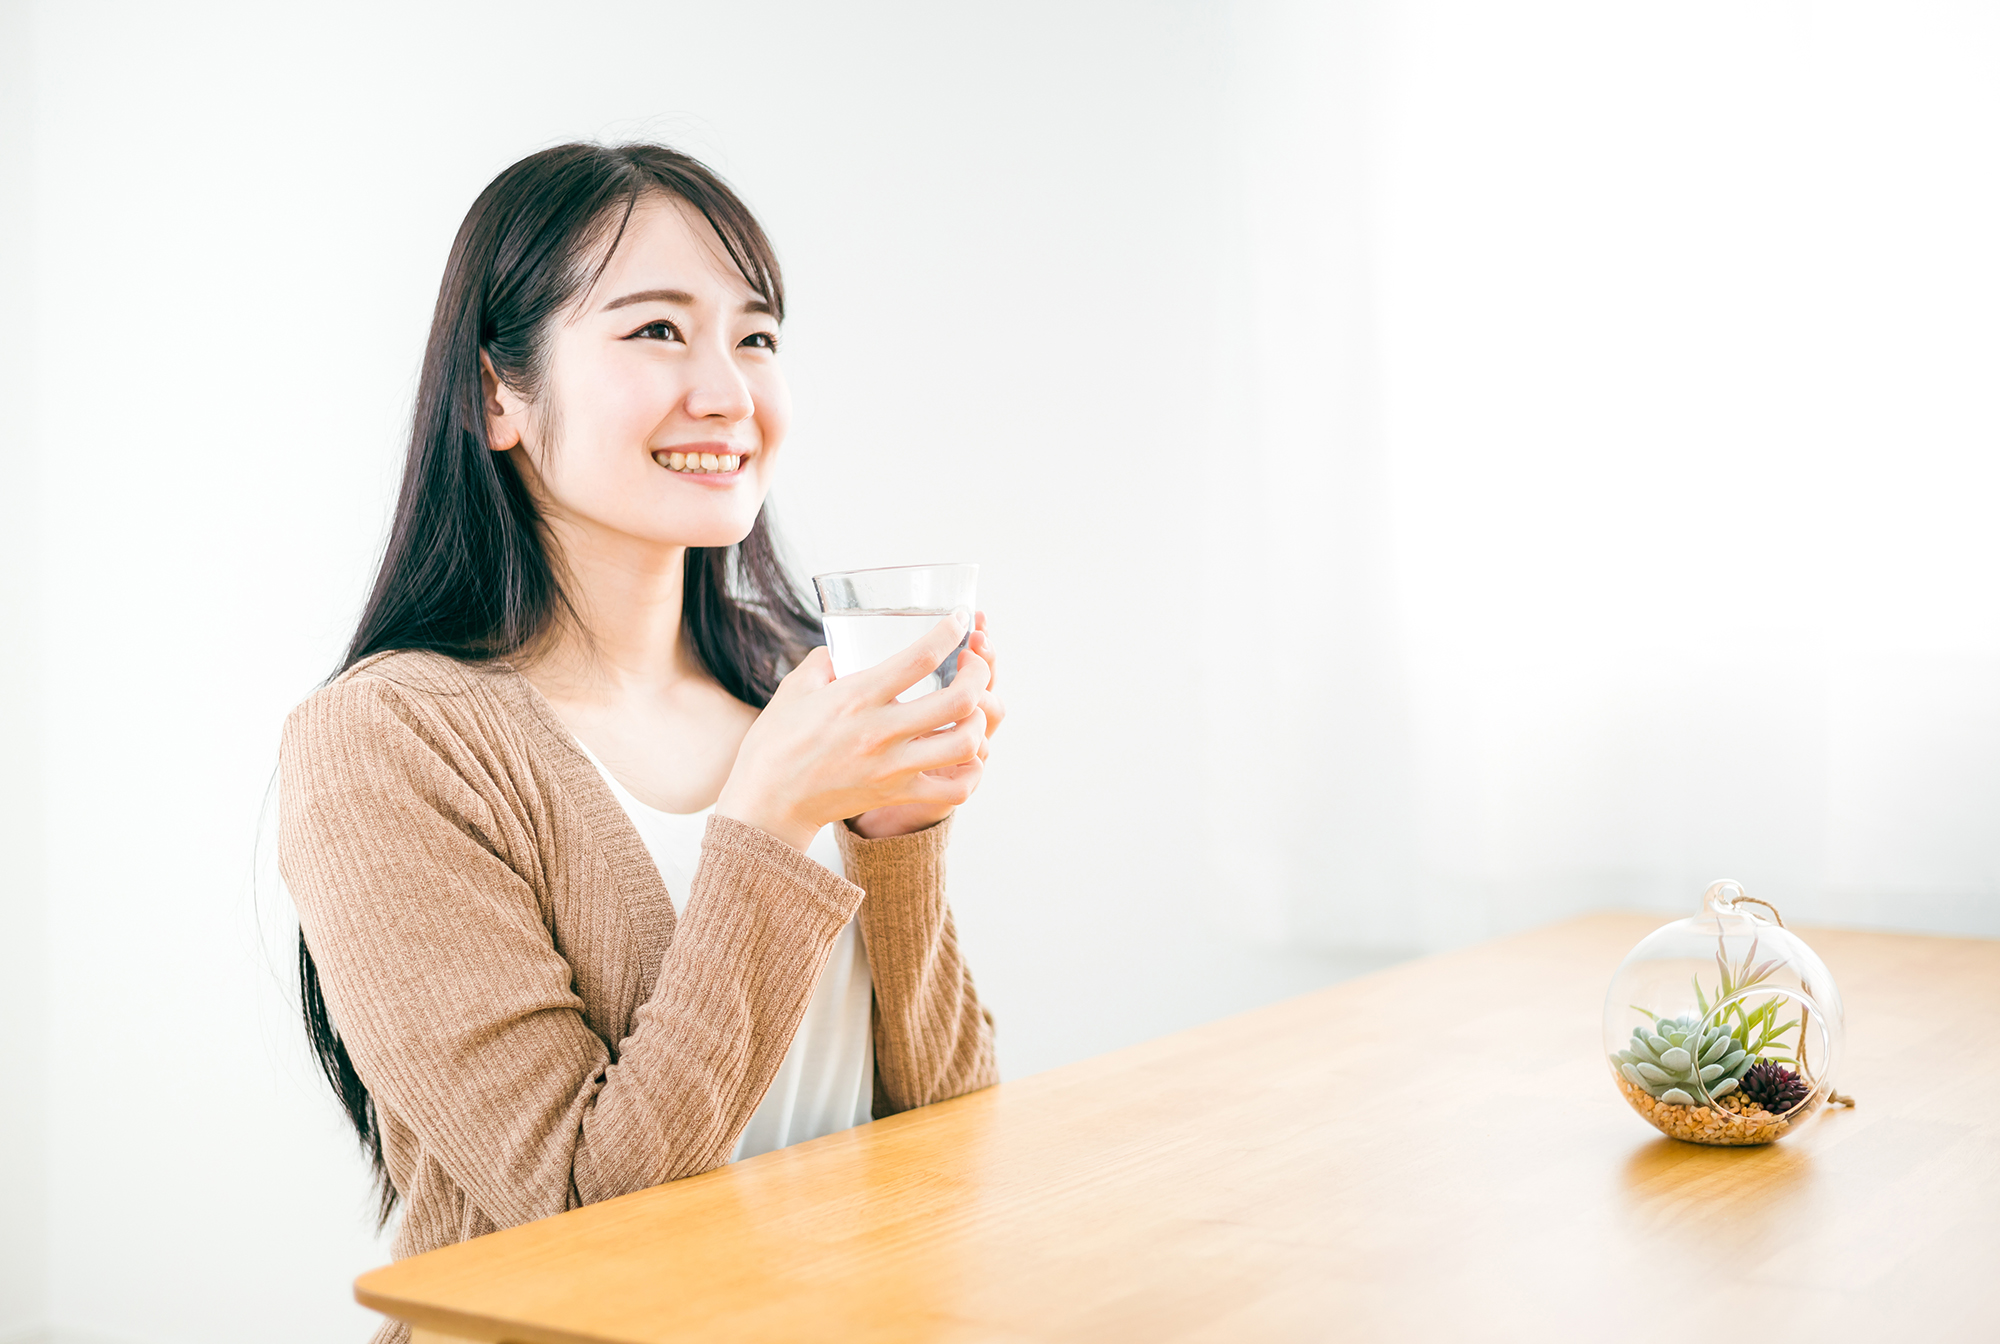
1204;0;2000;950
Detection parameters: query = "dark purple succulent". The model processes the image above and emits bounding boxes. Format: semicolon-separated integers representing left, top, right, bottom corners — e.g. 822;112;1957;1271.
1739;1061;1809;1113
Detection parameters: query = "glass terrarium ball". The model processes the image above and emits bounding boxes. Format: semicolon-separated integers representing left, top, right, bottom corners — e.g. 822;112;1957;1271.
1603;880;1844;1146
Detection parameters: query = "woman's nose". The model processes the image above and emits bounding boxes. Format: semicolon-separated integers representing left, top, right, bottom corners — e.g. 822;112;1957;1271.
682;343;755;422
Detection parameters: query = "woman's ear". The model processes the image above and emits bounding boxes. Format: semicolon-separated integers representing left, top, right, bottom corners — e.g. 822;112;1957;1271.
480;350;528;452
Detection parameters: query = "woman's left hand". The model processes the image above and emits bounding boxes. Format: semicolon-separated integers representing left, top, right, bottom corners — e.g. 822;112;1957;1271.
849;611;1006;839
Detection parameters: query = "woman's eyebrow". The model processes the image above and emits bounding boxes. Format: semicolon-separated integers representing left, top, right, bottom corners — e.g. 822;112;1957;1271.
600;289;777;318
601;288;695;312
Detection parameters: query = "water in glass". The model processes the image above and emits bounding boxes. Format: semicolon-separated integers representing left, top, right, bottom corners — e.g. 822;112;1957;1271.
821;607;967;702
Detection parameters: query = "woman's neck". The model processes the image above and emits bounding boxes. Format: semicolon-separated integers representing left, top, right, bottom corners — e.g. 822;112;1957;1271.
522;513;697;703
517;512;760;814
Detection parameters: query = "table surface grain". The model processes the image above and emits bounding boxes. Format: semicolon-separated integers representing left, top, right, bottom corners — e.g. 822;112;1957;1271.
358;912;2000;1343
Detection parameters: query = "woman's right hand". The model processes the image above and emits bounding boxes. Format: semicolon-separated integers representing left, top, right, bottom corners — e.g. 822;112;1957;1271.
715;614;991;852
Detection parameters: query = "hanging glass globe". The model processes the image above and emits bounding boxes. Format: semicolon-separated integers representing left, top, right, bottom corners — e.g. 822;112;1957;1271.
1603;880;1846;1146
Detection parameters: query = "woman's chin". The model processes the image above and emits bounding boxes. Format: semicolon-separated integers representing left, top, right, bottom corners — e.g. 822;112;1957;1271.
637;509;762;550
549;499;762;553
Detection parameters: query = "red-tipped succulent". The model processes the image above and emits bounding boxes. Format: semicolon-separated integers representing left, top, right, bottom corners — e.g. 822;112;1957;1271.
1738;1061;1809;1113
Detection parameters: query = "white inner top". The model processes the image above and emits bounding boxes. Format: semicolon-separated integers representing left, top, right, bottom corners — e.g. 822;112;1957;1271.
575;743;875;1162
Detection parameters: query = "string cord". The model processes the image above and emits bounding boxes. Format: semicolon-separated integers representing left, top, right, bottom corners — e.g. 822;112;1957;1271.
1725;891;1858;1108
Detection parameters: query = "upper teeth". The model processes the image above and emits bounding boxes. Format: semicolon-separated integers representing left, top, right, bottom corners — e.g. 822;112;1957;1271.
657;451;741;473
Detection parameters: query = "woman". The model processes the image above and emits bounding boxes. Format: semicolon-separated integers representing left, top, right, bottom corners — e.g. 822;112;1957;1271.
279;143;1002;1329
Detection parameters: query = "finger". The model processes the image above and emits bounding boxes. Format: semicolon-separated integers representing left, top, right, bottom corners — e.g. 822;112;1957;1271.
978;689;1006;741
889;651;989;735
952;648;992;693
848;613;968;705
903;756;984;808
921;742;986;772
965;634;997;692
897;707;986;773
973;612;997;689
952;729;990;765
772;646;835;702
918;757;980;782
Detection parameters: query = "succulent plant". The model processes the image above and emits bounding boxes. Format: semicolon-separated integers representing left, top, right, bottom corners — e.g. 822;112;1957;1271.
1738;1061;1810;1113
1613;1013;1757;1106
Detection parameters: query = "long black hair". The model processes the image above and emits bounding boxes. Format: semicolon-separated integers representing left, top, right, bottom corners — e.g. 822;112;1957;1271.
300;143;819;1226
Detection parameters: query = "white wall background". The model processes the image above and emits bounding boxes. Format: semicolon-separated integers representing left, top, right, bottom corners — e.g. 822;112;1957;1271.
1;3;48;1339
1368;2;2000;946
1;2;1994;1342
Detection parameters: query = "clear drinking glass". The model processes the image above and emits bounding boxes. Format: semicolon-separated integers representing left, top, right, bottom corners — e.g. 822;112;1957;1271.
812;563;978;703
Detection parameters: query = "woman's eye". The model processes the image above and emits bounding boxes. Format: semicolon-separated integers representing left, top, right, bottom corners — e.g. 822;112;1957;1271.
629;320;683;342
740;331;779;352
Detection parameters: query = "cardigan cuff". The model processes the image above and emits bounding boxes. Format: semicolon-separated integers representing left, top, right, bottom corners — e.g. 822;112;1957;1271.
701;812;866;926
835;812;953;871
834;813;953;917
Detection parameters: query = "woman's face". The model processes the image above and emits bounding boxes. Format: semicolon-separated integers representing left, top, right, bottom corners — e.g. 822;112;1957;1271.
489;193;790;552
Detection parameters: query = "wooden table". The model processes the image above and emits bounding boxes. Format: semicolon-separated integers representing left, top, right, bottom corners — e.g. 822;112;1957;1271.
357;913;2000;1343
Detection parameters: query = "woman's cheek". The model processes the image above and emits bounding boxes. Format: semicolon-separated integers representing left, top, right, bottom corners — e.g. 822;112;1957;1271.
605;374;673;450
752;367;792;453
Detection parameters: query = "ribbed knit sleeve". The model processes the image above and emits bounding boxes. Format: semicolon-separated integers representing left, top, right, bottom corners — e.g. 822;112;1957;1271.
279;674;863;1231
836;815;1000;1114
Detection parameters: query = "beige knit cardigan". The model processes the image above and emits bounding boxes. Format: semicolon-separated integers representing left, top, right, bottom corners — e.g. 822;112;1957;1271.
279;651;997;1335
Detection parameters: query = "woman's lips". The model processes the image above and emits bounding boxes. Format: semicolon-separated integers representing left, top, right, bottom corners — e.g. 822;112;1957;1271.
652;448;747;476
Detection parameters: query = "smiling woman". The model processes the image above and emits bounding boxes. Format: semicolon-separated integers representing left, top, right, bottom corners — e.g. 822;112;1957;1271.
488;196;790;556
278;143;1004;1344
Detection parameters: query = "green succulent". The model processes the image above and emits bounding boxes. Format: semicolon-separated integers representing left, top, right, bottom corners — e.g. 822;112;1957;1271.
1692;936;1798;1066
1613;1013;1756;1106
